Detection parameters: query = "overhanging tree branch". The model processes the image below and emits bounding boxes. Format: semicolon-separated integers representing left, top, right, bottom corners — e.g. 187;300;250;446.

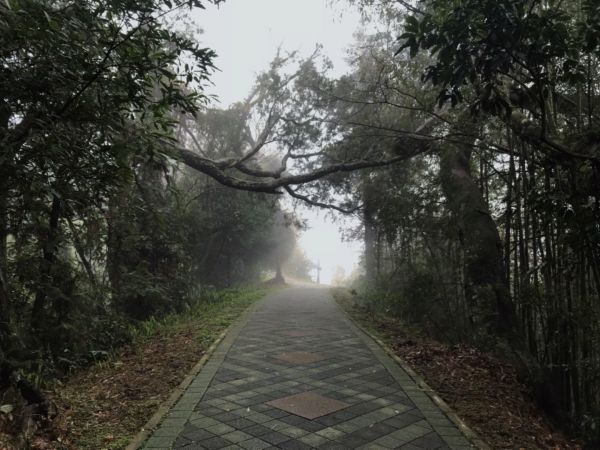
283;185;360;214
176;143;425;194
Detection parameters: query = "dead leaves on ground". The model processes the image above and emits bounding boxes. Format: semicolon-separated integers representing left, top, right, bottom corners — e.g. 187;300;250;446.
365;310;581;450
31;328;206;449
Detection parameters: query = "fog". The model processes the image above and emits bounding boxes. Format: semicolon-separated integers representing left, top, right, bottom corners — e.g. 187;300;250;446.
193;0;364;284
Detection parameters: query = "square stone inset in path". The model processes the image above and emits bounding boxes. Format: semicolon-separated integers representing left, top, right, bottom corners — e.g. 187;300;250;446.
273;351;324;365
267;391;349;419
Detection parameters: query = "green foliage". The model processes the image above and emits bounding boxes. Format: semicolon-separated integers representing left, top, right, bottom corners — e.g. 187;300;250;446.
352;154;468;342
0;0;303;402
1;0;220;331
129;286;266;344
359;267;460;340
399;0;600;111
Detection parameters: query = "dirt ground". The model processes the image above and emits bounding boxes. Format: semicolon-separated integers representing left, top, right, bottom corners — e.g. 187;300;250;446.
5;325;207;450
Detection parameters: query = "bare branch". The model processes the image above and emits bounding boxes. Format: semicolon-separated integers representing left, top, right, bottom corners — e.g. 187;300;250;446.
234;152;289;179
180;121;206;155
283;185;360;214
230;106;279;167
289;150;325;159
395;1;425;16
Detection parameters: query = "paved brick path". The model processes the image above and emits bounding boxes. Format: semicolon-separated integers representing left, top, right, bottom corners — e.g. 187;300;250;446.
143;287;474;449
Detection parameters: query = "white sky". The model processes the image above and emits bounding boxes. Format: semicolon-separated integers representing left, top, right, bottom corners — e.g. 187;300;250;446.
191;0;364;284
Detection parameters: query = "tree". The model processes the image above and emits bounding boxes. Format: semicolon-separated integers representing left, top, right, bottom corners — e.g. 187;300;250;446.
331;266;347;286
0;0;221;423
282;247;313;281
263;211;298;283
1;0;217;324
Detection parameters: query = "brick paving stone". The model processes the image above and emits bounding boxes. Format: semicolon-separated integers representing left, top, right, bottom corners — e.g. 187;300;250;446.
319;442;347;450
223;430;254;443
335;431;370;448
143;287;476;449
145;436;178;448
244;424;273;437
280;426;310;439
410;431;448;449
277;440;312;450
154;427;185;438
202;437;234;449
180;426;215;441
239;438;271;450
298;433;330;447
261;431;291;445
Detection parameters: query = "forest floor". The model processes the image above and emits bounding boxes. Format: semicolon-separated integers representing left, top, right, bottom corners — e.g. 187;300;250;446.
334;288;582;450
4;288;268;450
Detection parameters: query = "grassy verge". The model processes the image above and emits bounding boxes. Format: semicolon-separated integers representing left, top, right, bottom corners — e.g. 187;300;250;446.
334;288;581;450
33;287;268;450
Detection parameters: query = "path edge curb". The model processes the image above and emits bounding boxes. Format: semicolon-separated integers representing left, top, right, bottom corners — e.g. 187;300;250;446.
125;293;267;450
332;290;491;450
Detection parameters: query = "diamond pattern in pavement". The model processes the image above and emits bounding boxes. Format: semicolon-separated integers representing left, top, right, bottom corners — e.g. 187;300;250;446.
143;287;474;449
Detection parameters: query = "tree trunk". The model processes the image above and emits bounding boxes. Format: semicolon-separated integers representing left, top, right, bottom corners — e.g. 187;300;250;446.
439;131;517;348
363;181;378;289
275;260;285;284
106;189;127;308
0;102;11;350
31;195;61;331
0;265;10;355
0;180;10;352
66;216;96;285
